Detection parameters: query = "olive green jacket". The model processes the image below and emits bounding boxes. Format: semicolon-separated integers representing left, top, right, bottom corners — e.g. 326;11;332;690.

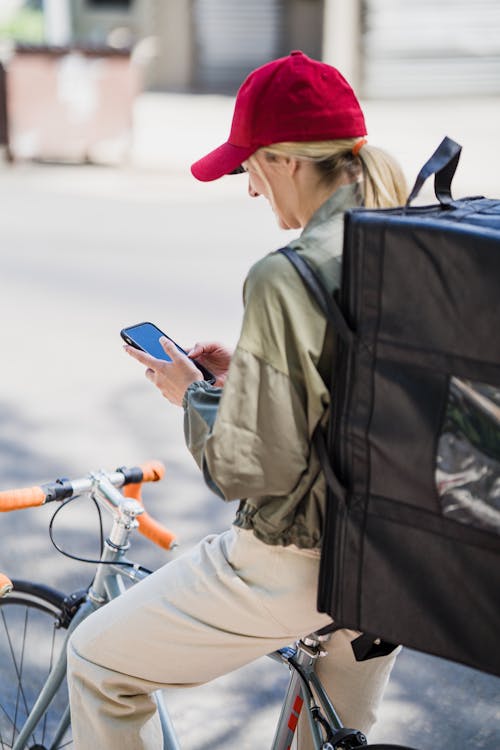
183;184;360;548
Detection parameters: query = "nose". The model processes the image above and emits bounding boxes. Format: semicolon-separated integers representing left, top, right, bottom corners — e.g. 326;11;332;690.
248;177;260;198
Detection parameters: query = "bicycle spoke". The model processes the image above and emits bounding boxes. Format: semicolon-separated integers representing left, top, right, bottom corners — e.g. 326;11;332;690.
1;609;28;744
15;608;38;747
0;702;15;732
8;606;39;748
57;740;73;749
12;609;27;745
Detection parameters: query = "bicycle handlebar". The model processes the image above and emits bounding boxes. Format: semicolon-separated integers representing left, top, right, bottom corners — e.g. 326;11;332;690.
0;486;46;511
122;466;176;551
139;460;165;484
0;573;13;597
0;460;176;550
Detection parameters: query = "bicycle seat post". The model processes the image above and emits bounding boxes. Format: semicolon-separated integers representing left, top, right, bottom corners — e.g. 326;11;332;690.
297;634;345;742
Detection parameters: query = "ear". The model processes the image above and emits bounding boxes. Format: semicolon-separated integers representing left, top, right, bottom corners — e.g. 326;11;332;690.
282;155;300;177
263;152;300;176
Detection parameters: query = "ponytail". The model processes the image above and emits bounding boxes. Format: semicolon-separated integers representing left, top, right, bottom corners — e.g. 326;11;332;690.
357;143;407;208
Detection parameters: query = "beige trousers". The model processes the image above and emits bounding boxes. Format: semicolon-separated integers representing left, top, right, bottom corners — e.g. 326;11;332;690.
67;527;399;749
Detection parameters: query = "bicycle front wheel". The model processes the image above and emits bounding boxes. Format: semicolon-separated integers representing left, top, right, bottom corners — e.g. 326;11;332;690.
0;580;75;750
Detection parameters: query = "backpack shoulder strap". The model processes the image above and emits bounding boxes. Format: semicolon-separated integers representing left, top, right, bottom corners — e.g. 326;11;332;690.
277;246;349;504
277;246;354;345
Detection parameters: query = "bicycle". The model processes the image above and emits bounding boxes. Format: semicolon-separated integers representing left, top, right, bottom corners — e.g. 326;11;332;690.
0;462;418;750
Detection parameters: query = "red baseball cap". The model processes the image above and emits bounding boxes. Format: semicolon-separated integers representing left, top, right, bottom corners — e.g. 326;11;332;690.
191;50;367;182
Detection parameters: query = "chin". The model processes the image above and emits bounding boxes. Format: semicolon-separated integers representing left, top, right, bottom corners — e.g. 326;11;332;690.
277;216;299;231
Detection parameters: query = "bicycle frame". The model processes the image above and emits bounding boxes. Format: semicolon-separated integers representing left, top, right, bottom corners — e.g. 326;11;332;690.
6;469;347;750
270;636;344;750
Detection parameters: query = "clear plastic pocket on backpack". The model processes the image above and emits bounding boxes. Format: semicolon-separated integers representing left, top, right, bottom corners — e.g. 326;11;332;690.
436;377;500;535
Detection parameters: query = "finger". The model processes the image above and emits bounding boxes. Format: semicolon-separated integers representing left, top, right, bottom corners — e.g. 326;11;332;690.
188;342;213;358
124;344;159;368
145;368;155;381
159;337;183;361
187;343;202;358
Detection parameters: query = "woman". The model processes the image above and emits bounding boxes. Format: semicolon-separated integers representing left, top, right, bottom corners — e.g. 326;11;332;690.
68;51;406;749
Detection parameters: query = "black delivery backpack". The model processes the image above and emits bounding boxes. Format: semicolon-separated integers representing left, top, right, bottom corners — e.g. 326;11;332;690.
281;137;500;677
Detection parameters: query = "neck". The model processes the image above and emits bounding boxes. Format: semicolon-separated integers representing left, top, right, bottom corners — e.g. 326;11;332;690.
297;167;356;227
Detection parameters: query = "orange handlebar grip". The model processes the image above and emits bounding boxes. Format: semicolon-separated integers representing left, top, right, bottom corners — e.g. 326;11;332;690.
140;461;166;483
137;512;176;550
123;473;176;550
0;486;45;512
0;573;13;597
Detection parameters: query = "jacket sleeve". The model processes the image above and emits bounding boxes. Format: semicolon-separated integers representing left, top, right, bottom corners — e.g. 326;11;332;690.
183;252;328;501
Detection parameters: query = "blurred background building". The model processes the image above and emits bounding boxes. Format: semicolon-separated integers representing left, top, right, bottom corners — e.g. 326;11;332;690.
1;0;500;96
0;1;499;164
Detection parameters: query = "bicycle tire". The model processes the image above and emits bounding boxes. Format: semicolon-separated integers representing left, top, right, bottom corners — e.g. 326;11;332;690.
362;745;421;749
0;579;75;750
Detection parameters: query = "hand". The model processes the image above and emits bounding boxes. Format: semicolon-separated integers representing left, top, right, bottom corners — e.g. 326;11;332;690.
188;342;232;387
124;337;202;406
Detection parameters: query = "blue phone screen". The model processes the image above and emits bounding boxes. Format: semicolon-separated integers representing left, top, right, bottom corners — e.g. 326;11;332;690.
124;323;184;362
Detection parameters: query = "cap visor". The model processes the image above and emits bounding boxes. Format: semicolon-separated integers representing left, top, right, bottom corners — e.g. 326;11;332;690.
191;142;255;182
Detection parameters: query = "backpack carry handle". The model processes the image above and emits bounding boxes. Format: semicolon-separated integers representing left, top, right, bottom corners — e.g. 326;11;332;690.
406;136;462;208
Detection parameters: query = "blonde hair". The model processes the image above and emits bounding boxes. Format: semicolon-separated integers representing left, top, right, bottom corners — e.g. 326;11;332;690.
250;139;407;209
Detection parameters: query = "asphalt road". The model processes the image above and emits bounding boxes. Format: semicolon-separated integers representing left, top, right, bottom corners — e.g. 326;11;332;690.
0;108;499;749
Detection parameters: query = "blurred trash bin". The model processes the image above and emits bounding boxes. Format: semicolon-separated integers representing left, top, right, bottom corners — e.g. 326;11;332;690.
4;44;142;164
0;60;9;161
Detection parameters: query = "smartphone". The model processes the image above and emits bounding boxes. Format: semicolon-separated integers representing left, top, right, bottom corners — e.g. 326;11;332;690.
120;322;216;384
